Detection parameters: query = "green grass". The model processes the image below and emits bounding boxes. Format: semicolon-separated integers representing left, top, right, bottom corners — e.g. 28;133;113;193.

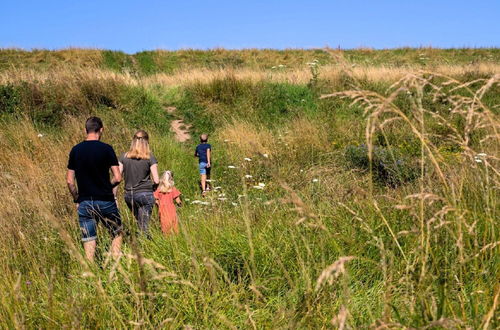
0;50;499;328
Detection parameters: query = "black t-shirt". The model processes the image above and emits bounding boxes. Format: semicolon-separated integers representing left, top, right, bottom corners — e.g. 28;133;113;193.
68;140;119;203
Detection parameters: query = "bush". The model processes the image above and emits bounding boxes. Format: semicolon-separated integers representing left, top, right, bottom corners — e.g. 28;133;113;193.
0;84;22;114
345;144;419;186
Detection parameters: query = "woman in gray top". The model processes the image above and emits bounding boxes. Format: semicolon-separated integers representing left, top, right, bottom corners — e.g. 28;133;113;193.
118;130;159;236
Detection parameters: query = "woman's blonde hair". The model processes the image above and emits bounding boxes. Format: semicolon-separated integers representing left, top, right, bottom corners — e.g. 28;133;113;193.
126;130;151;160
158;171;175;193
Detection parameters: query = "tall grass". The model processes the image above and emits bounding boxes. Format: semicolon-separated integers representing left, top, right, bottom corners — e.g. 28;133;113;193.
0;50;498;328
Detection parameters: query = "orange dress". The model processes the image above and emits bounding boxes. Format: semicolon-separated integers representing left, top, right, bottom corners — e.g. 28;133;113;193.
154;188;181;234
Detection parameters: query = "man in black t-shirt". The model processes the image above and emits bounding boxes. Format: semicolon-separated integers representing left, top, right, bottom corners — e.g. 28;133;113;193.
66;117;123;262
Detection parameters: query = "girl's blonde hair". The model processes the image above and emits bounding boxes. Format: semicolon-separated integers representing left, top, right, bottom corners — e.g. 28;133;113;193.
126;130;151;160
158;171;175;193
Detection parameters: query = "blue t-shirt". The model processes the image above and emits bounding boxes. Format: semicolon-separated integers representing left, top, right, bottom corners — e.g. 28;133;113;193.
195;143;211;163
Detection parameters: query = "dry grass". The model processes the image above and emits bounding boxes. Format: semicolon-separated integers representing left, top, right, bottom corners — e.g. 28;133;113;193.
218;121;276;158
1;62;499;88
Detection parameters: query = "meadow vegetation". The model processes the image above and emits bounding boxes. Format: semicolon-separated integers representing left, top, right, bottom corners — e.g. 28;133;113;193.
0;48;499;328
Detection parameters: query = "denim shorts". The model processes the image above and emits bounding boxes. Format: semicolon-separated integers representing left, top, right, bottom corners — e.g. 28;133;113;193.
199;162;208;175
78;200;123;242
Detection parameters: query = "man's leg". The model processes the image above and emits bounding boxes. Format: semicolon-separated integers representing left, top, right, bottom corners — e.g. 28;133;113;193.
110;234;122;259
83;240;97;262
78;201;98;262
99;200;124;259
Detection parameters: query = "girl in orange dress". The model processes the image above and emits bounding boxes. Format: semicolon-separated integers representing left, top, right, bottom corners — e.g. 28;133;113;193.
154;171;182;235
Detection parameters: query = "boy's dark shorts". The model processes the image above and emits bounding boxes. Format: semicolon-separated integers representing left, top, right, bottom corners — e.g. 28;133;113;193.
77;200;123;242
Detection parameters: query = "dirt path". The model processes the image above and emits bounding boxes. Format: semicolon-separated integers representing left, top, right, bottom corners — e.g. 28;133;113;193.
166;106;192;142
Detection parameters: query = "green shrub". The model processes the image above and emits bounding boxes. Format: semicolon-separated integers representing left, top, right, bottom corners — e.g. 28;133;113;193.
0;84;22;114
102;50;133;72
254;82;317;124
345;144;419;186
118;86;168;131
135;51;159;74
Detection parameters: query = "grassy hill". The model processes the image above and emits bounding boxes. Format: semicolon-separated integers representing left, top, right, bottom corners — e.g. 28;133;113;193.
2;47;500;73
0;48;499;328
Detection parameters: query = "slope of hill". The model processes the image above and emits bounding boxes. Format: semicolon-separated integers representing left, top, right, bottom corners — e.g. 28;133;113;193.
0;48;499;328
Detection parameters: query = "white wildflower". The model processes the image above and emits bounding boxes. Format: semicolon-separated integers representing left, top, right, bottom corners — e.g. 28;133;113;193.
224;139;230;142
232;202;238;206
191;200;202;204
253;185;264;190
37;133;43;138
244;175;253;179
218;193;226;197
213;186;222;191
244;157;252;161
217;197;227;201
227;165;237;169
262;153;269;158
474;153;487;163
238;194;246;198
271;66;277;69
312;178;319;183
200;201;210;205
258;183;266;187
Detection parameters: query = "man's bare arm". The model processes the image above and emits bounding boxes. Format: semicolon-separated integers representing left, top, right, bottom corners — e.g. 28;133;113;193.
66;169;78;202
206;148;211;167
110;165;122;188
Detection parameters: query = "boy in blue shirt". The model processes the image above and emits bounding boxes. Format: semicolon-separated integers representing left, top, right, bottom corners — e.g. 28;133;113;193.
194;134;211;196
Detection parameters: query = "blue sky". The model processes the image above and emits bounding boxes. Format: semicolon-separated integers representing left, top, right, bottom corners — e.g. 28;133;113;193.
1;0;499;53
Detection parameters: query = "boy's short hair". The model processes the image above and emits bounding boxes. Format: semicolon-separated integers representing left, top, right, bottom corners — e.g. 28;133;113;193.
200;134;208;143
85;116;103;133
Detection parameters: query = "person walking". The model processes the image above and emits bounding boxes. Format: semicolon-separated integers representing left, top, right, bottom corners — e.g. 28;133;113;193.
194;134;212;196
118;130;159;237
66;117;123;262
154;171;182;235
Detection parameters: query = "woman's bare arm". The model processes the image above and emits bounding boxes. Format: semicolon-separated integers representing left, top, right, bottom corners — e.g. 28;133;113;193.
112;162;124;197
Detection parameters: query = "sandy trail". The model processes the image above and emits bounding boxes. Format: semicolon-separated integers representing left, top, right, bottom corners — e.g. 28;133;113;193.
166;106;191;142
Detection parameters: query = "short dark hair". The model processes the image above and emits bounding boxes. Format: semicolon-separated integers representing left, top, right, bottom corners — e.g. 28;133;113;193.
85;117;103;133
